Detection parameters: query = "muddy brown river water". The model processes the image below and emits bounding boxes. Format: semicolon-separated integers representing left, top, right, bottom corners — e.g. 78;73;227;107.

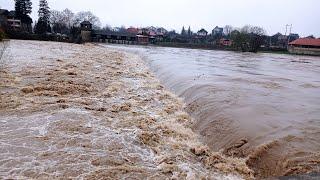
105;44;320;178
2;41;255;179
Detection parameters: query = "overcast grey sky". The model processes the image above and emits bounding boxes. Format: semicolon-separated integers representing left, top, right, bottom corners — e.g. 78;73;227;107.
1;0;319;37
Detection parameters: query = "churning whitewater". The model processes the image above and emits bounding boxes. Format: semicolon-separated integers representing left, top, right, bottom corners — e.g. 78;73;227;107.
104;44;320;178
0;40;252;179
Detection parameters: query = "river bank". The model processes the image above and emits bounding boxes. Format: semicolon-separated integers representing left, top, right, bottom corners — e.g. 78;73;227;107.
0;40;253;179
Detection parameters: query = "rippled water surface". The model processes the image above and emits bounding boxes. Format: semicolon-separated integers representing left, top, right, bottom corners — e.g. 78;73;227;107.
105;44;320;177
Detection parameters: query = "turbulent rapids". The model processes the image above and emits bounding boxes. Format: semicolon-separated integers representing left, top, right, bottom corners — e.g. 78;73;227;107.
0;40;319;179
106;44;320;178
0;40;253;179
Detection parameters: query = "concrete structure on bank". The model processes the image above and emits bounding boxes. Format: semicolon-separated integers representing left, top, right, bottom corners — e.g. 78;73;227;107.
80;21;93;42
288;38;320;56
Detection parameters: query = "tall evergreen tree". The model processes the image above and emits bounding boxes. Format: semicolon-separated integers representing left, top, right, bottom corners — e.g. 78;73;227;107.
187;26;192;36
181;26;186;36
38;0;50;22
35;0;51;34
14;0;32;23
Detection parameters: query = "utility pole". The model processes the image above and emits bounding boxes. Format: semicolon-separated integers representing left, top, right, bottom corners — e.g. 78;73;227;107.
285;24;291;36
284;24;293;48
287;24;293;46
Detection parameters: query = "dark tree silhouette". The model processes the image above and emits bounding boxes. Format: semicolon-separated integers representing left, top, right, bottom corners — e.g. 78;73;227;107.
35;0;51;34
14;0;32;23
230;25;266;52
38;0;50;22
187;26;192;36
181;26;186;36
49;9;75;34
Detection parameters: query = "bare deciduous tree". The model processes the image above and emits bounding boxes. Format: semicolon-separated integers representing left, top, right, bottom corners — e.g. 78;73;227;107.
249;26;266;36
241;25;265;36
50;9;75;34
231;25;266;52
72;11;101;29
102;24;112;32
62;8;74;28
50;10;63;25
224;25;233;36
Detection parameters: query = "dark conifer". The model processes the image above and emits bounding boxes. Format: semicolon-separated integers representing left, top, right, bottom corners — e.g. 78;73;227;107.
187;26;192;36
181;26;186;36
14;0;32;23
38;0;50;22
35;0;51;34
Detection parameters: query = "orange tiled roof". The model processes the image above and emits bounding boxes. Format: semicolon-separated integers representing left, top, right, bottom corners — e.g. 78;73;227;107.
289;38;320;46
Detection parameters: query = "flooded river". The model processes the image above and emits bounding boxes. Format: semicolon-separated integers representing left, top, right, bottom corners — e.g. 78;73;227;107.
104;44;320;177
4;41;252;179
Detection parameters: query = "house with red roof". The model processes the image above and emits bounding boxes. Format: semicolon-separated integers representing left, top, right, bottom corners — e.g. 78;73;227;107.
127;27;140;34
288;38;320;56
219;38;233;46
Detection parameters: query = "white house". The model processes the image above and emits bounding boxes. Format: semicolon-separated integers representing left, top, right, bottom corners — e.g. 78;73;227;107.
197;28;208;37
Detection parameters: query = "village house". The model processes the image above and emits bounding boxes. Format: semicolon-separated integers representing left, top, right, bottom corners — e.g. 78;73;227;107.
7;11;22;31
0;9;32;32
146;26;157;33
10;11;32;32
270;32;288;48
92;30;137;44
140;28;150;36
165;30;178;40
136;35;149;44
288;33;299;42
148;31;157;43
268;32;300;49
0;9;22;31
212;26;223;36
92;25;162;45
288;38;320;56
219;38;233;46
197;28;208;37
156;27;168;35
126;27;160;43
127;27;139;34
7;20;21;31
